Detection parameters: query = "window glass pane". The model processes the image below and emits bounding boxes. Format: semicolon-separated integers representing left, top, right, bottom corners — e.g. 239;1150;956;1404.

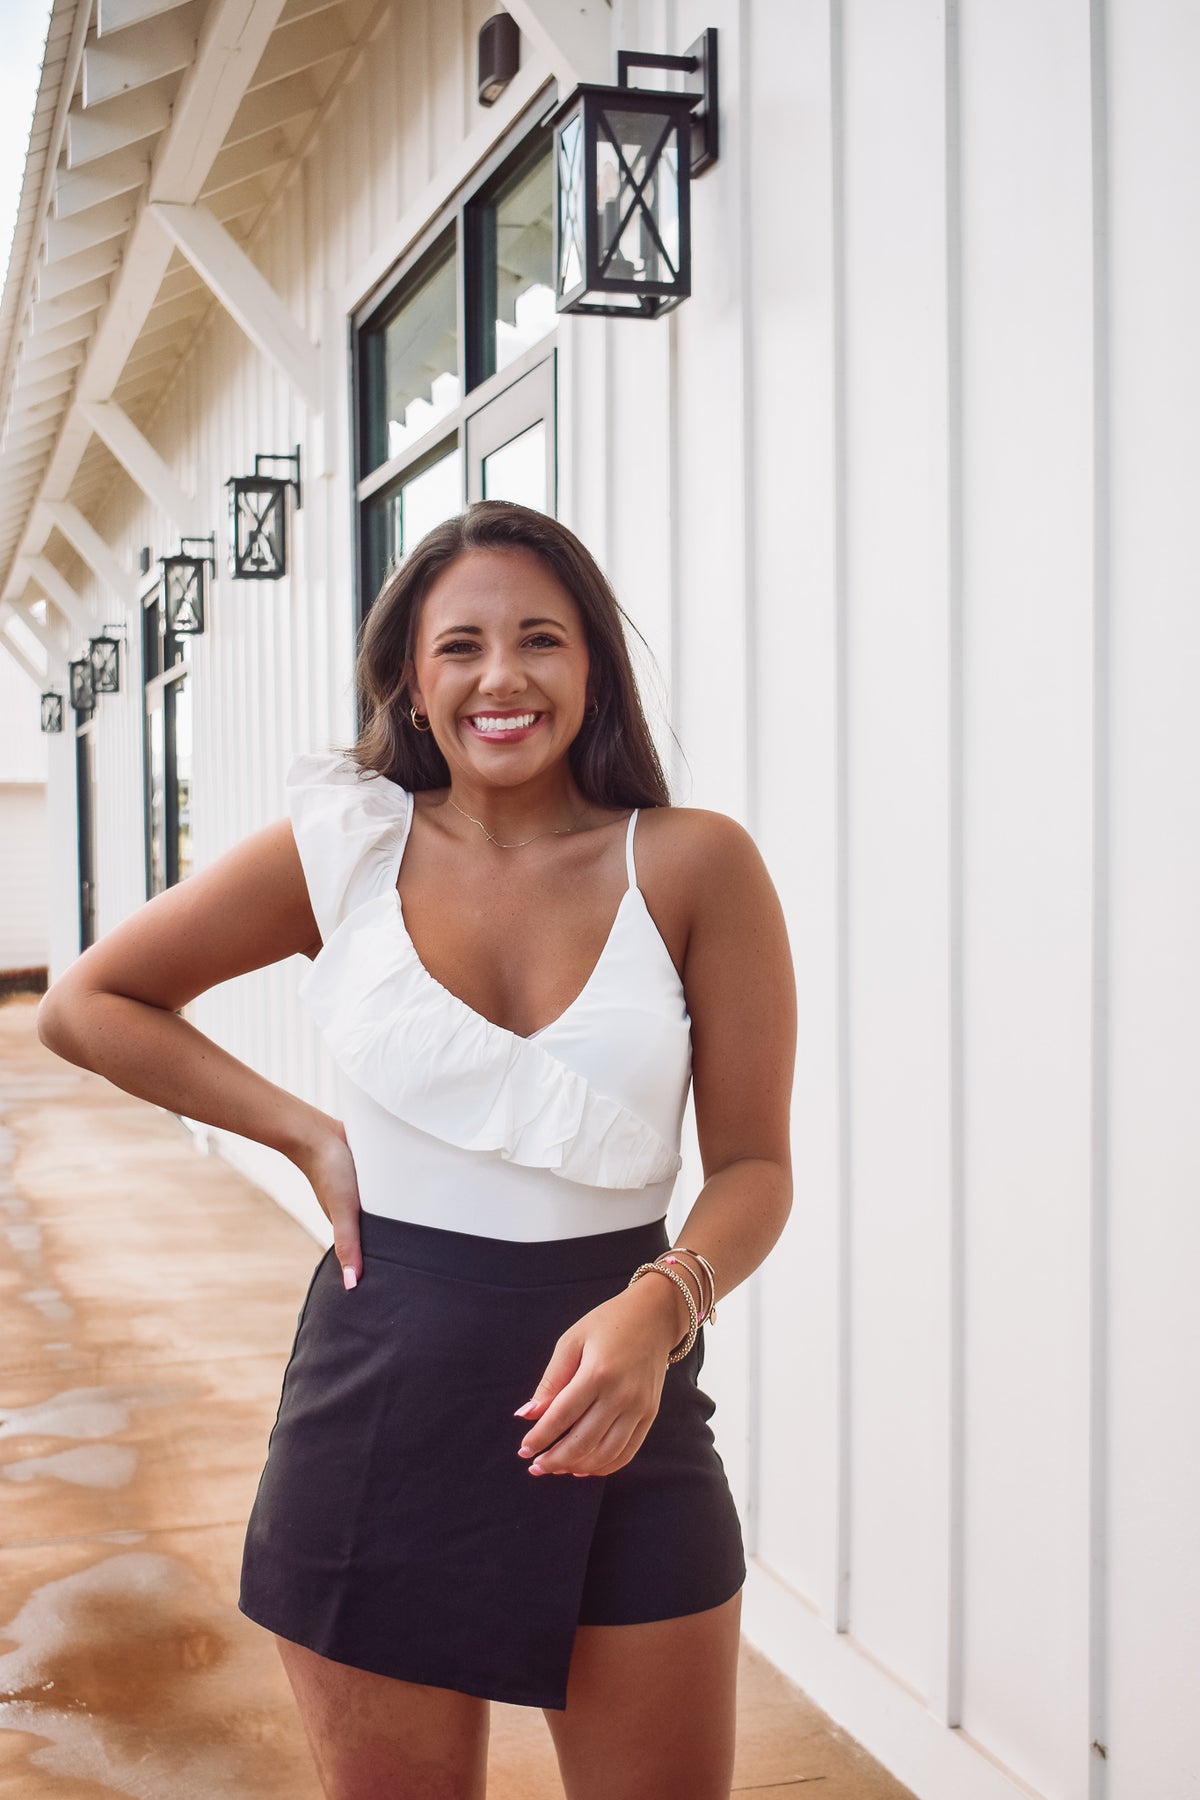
477;144;555;382
362;234;460;474
363;446;463;602
483;423;546;513
148;699;166;897
173;678;193;883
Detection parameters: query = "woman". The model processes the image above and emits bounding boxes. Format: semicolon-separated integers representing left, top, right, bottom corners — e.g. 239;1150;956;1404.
37;502;796;1800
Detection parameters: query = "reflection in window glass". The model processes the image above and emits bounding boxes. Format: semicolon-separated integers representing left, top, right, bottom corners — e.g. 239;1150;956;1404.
361;234;460;474
174;677;193;883
489;150;555;377
363;447;463;603
483;423;546;513
148;700;166;896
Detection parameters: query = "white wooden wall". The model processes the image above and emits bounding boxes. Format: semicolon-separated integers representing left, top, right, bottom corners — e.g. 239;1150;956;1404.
45;4;1199;1799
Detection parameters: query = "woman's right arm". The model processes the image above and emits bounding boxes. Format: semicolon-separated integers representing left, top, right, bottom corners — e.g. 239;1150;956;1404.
37;818;365;1284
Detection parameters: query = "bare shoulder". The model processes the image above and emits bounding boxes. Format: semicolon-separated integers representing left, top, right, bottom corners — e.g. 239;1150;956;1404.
636;805;772;897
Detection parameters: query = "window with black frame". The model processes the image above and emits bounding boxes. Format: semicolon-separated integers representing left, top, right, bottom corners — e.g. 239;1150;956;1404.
356;119;557;621
142;584;193;897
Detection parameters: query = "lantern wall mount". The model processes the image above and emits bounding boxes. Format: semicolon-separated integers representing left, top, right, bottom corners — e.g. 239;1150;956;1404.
552;29;719;320
40;690;64;733
89;621;128;696
161;534;215;636
226;445;302;581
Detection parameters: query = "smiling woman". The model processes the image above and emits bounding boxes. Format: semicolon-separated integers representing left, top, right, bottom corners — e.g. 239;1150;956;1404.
39;500;796;1800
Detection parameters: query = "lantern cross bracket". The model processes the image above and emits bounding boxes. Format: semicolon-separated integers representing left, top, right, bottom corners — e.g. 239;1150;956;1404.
616;29;719;175
169;534;217;571
246;444;302;511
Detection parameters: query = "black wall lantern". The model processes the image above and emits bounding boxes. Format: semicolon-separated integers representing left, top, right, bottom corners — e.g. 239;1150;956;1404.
88;621;127;695
161;535;215;635
226;446;302;581
551;29;718;318
68;656;95;715
40;690;64;733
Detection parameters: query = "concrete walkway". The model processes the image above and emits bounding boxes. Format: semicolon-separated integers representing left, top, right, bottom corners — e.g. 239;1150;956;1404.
0;996;914;1800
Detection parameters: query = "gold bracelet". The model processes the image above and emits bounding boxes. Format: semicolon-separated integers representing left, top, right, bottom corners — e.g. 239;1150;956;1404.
665;1247;718;1324
628;1261;699;1365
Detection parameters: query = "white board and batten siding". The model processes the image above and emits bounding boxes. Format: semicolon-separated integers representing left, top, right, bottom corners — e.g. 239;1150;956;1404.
48;4;1198;1800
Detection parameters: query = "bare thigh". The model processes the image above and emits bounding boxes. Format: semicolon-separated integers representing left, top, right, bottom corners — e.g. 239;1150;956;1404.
275;1636;490;1800
543;1592;742;1800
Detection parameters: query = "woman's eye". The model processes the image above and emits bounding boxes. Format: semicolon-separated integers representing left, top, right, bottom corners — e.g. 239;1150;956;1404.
438;640;478;655
525;634;560;649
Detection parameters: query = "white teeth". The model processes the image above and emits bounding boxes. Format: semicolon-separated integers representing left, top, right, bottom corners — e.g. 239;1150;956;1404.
469;713;537;734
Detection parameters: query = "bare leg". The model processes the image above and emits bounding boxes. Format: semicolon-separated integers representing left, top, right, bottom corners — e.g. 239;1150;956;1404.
543;1592;742;1800
275;1636;491;1800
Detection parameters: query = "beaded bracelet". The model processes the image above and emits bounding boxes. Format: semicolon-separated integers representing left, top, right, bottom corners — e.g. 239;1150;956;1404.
666;1247;718;1324
628;1260;699;1364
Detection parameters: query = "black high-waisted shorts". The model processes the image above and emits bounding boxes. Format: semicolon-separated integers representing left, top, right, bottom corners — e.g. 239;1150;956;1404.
238;1209;745;1709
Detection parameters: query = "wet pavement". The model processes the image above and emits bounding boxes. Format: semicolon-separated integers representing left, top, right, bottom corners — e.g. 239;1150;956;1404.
0;995;914;1799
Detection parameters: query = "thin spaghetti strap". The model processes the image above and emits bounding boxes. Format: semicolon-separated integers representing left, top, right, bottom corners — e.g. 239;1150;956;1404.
625;809;639;889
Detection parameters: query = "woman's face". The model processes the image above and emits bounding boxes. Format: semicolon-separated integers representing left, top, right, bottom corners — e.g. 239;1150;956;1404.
409;547;591;790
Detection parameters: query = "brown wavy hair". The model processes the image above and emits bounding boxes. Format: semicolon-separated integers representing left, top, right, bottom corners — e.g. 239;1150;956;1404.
348;502;670;808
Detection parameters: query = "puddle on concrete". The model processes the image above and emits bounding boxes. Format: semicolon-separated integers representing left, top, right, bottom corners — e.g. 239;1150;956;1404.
0;1385;191;1444
0;1551;267;1798
3;1445;138;1489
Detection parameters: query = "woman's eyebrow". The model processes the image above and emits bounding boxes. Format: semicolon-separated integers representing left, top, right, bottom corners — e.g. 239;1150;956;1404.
432;617;567;640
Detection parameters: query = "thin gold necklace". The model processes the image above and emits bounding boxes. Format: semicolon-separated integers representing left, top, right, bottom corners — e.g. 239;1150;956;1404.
446;794;587;850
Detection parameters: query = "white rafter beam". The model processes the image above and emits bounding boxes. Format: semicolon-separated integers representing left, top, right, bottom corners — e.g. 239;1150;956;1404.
99;0;196;32
150;201;321;409
26;555;103;637
6;596;67;660
45;192;141;262
55;145;151;219
40;501;135;604
0;617;47;687
67;77;176;168
78;399;200;535
502;0;611;87
84;4;202;108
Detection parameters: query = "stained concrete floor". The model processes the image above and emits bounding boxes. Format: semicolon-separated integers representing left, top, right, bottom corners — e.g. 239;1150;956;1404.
0;994;915;1800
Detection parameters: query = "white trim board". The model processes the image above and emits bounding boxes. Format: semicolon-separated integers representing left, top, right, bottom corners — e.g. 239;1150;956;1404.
742;1561;1046;1800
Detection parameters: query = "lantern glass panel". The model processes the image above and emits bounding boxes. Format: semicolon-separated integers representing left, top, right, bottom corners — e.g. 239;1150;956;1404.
230;479;286;578
557;114;586;296
90;636;120;693
41;693;63;732
596;108;682;288
69;658;95;713
164;559;205;635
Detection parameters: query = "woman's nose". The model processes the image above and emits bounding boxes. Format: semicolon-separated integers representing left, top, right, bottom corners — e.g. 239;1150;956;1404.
477;647;526;697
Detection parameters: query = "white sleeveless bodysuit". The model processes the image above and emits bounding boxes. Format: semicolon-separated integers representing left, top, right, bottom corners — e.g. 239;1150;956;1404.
287;752;692;1241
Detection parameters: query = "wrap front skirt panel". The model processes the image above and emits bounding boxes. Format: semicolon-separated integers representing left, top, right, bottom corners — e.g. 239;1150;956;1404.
238;1210;745;1710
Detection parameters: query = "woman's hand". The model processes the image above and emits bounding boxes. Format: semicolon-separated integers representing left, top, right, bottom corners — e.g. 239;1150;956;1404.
292;1117;363;1289
513;1273;691;1477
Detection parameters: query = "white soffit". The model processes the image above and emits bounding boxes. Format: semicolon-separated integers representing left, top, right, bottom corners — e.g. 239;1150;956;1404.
0;0;379;605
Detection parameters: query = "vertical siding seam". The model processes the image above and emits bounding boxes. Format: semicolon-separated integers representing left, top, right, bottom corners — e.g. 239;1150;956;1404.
1087;0;1112;1791
736;0;762;1561
829;0;852;1637
943;0;967;1732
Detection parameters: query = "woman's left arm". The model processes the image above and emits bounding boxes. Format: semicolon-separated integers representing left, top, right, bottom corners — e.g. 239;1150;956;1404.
515;813;796;1477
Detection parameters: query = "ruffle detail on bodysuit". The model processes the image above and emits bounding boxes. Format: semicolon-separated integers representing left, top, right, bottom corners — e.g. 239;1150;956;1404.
297;891;683;1192
286;751;411;945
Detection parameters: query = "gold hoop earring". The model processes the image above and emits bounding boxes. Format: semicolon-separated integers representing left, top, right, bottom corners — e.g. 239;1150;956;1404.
410;706;431;733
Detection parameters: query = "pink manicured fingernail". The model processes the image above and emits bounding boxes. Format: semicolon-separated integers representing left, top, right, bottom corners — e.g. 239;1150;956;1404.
529;1464;547;1477
513;1400;537;1418
342;1266;358;1291
517;1447;534;1459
